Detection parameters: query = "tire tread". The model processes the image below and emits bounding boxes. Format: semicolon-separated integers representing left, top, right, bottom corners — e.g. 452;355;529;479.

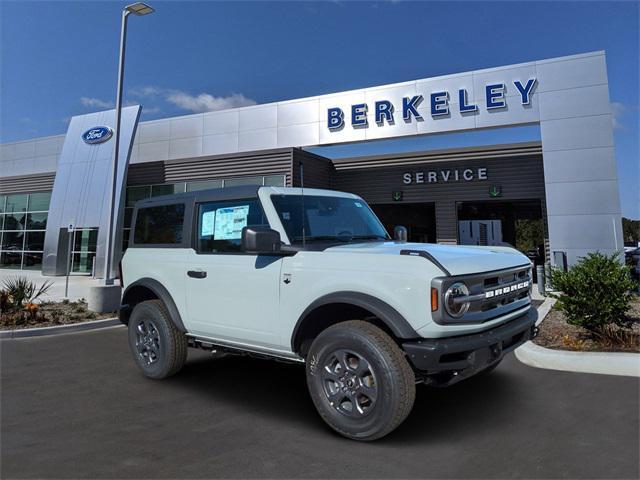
309;320;415;441
130;299;187;379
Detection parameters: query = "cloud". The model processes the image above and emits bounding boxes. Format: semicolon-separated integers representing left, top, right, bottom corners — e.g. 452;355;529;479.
165;91;256;113
129;85;163;98
80;97;114;109
142;106;161;115
129;85;256;114
610;101;625;130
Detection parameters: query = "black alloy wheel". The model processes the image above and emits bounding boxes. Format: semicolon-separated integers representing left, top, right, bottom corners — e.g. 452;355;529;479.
306;320;415;441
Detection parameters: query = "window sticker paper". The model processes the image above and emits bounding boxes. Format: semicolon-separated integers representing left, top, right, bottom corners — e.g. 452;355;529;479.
201;211;215;236
214;205;250;240
354;202;363;208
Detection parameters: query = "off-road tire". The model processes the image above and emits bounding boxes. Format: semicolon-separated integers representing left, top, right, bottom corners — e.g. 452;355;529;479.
306;320;415;441
128;300;188;379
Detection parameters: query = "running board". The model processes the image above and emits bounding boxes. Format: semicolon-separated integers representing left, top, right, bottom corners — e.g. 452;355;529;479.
187;335;305;364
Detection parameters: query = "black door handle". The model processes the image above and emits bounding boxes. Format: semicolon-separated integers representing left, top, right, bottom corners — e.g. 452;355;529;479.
187;270;207;279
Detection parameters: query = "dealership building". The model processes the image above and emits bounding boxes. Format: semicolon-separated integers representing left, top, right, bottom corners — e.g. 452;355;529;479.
0;51;624;277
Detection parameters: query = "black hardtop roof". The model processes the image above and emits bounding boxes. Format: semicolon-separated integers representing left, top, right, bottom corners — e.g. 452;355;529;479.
135;185;262;209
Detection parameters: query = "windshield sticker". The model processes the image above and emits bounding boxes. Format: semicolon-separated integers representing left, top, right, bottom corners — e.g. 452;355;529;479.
214;205;250;240
354;202;363;208
282;212;290;220
201;211;216;236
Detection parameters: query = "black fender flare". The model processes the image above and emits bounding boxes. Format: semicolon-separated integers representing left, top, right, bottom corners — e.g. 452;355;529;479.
290;291;419;352
120;278;186;332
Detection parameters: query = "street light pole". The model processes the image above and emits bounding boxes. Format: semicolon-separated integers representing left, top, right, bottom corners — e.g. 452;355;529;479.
103;3;154;286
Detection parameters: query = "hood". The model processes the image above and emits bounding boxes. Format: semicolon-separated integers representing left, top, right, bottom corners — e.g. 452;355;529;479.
326;241;531;276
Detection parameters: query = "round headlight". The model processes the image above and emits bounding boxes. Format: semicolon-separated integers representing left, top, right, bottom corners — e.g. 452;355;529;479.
444;282;470;318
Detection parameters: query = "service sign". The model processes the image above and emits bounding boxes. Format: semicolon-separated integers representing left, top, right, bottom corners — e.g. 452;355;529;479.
82;126;113;144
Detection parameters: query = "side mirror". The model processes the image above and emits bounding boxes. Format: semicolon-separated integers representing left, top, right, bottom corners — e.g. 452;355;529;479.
241;227;283;254
394;226;408;243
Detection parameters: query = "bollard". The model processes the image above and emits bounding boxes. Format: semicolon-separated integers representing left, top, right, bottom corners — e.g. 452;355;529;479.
536;265;545;296
544;263;553;291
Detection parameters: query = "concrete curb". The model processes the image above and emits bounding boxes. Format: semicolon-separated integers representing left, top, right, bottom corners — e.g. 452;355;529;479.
0;318;122;339
516;297;640;378
533;296;556;327
516;340;640;377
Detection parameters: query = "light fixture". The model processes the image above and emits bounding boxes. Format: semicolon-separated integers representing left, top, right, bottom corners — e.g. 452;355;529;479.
102;1;154;285
125;2;155;16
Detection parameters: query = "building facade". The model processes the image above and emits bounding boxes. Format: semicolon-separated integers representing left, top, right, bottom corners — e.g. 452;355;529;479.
0;51;623;275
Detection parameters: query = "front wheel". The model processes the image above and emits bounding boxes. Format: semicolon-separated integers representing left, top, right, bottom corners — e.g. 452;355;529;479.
306;320;415;441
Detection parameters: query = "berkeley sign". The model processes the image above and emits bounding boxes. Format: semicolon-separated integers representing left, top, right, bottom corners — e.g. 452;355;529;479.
327;78;537;130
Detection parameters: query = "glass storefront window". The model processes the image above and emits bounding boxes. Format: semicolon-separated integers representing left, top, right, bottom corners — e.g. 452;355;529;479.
0;190;50;271
263;175;286;187
69;228;98;275
27;192;51;211
186;179;223;192
2;213;25;230
126;186;151;207
124;208;134;228
223;176;263;187
5;194;28;213
72;252;96;274
22;252;43;270
73;229;98;252
26;212;47;230
25;231;45;251
151;183;185;197
0;251;22;269
1;231;25;250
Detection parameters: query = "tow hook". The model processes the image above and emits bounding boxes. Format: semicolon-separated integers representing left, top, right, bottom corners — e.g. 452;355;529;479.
532;325;540;339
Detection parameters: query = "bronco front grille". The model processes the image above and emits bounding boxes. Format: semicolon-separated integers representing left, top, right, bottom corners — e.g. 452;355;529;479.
431;264;532;325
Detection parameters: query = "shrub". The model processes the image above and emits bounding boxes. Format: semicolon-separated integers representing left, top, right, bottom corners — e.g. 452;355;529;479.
1;276;53;312
550;252;637;333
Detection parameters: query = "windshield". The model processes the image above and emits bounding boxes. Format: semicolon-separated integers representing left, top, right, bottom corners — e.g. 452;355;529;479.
271;194;390;244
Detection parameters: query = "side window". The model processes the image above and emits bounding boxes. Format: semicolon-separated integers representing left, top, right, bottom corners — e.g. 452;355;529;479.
197;198;267;253
134;204;185;245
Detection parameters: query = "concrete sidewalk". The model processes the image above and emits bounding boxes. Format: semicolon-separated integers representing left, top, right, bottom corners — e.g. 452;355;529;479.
0;268;120;303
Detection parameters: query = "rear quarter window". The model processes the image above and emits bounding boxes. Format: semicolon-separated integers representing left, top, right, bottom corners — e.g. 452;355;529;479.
134;203;185;245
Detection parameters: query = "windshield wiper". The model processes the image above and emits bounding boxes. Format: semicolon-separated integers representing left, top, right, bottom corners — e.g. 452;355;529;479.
350;235;388;241
292;235;342;243
292;234;388;244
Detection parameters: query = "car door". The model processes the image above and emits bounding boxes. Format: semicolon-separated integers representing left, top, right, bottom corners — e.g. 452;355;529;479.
185;197;283;349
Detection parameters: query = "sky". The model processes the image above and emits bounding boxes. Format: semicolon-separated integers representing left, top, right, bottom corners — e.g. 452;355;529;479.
1;0;638;218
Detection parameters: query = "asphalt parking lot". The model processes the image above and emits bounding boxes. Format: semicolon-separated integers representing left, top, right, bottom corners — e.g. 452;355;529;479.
2;326;639;479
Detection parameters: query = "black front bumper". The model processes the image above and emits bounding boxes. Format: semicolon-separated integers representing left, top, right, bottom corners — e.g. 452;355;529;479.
403;307;538;377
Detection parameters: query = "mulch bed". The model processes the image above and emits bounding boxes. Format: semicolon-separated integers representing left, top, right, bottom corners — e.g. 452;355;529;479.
534;296;640;353
0;300;116;331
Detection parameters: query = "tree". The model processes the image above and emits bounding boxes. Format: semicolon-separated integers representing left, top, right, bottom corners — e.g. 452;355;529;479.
622;217;640;244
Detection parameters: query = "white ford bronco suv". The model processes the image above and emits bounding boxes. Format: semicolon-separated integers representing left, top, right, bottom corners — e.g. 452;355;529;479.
120;186;537;441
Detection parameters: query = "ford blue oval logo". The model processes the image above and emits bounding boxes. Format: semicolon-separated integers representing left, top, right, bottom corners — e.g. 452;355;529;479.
82;126;113;144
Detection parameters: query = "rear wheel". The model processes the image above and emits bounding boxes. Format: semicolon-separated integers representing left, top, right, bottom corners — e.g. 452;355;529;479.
306;320;415;441
127;300;187;379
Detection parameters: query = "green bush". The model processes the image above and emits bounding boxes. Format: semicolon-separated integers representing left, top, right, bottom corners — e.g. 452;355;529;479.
1;276;53;312
550;252;637;333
